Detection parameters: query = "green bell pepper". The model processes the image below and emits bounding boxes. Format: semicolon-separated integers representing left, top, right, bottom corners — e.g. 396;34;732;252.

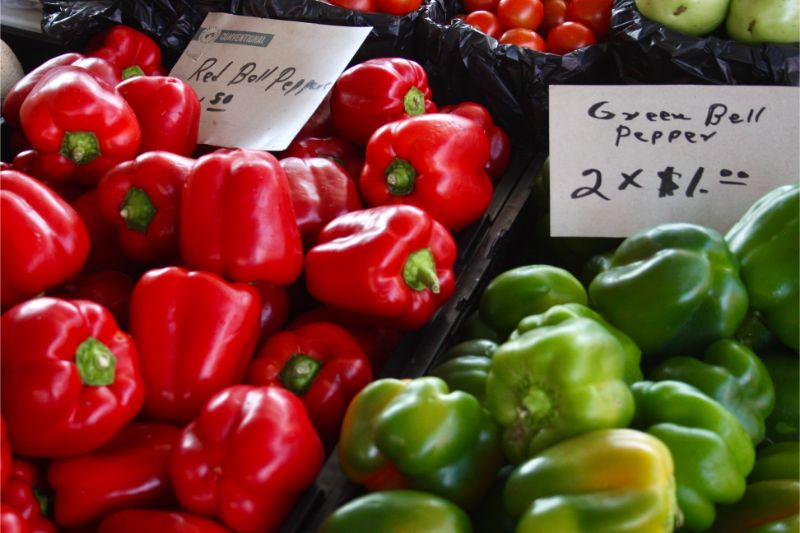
429;340;498;405
470;465;516;533
338;377;503;508
589;223;749;358
749;442;799;483
320;490;472;533
760;351;800;443
462;311;502;343
479;265;587;340
710;481;799;532
735;310;783;354
726;184;799;351
486;308;636;463
503;429;678;532
632;380;755;531
651;339;775;444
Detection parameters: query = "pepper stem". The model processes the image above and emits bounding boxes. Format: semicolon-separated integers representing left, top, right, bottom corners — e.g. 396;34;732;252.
120;187;158;233
60;131;101;164
403;248;440;293
385;158;416;196
33;487;50;517
75;337;117;386
403;86;426;116
521;388;551;421
122;65;145;79
279;354;322;395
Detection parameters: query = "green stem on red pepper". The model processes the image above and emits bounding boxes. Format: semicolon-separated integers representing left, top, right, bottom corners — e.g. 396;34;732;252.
121;66;145;80
279;354;322;396
385;158;416;196
75;336;117;386
403;87;426;116
120;187;158;233
403;248;440;293
60;131;101;164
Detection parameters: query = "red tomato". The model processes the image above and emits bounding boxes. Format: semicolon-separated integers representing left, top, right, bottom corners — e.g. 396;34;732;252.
499;28;547;51
546;21;597;54
465;10;504;39
464;0;499;12
376;0;422;15
540;0;568;34
496;0;545;31
328;0;377;11
565;0;612;39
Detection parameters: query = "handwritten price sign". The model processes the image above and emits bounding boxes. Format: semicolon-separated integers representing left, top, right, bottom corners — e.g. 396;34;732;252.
549;86;799;237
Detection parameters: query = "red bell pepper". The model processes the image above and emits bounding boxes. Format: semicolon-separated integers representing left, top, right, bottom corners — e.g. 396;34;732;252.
1;460;57;533
19;66;141;185
117;76;201;156
441;102;511;181
246;322;372;445
2;53;119;128
0;504;27;533
282;136;364;181
1;170;89;309
97;151;194;263
98;510;230;533
86;25;165;79
129;267;260;424
360;113;493;231
280;156;362;249
51;271;136;328
1;417;10;491
1;298;144;457
294;90;335;140
331;58;437;145
168;385;324;533
71;189;138;275
305;205;456;330
48;423;180;527
251;282;291;346
180;149;302;285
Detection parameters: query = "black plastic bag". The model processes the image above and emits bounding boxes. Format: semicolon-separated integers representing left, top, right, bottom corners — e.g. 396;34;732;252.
610;0;799;85
416;0;612;148
41;0;234;67
232;0;422;64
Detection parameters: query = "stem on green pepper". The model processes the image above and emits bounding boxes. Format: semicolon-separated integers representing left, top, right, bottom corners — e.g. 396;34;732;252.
403;86;426;116
120;187;158;233
385;157;416;196
279;354;322;396
403;248;440;293
60;131;101;164
75;337;117;386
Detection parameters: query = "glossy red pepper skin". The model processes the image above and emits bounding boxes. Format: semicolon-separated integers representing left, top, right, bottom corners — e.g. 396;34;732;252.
2;53;119;128
98;510;230;533
331;58;437;145
48;423;180;527
71;189;137;275
86;25;165;79
294;91;335;140
169;385;324;533
246;322;373;445
251;282;291;346
19;67;141;185
360;113;493;231
441;102;511;181
305;205;456;330
1;298;144;457
280;156;362;249
1;417;9;490
0;504;27;533
1;170;89;309
180;149;303;284
1;461;56;533
51;271;136;328
97;151;194;263
283;136;364;181
117;76;200;156
129;267;260;424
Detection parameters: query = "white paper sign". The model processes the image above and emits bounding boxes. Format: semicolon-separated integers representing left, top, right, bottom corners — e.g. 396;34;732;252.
549;85;800;237
169;13;371;150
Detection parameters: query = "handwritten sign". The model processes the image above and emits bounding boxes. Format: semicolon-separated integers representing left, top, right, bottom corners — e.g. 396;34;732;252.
169;13;370;150
549;85;800;237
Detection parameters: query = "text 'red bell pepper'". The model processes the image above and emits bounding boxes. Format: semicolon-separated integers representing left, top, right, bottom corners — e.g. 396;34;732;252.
280;156;362;249
98;510;230;533
97;151;194;263
441;102;511;180
331;58;437;145
48;423;180;527
1;298;144;457
246;321;373;445
305;205;457;330
117;76;201;156
19;66;141;184
169;385;324;533
130;267;260;424
1;170;89;309
282;136;364;180
86;25;164;79
2;53;120;128
1;460;57;533
51;271;136;328
180;149;303;285
359;114;492;231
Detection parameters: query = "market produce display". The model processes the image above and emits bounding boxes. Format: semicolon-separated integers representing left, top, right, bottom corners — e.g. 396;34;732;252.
1;2;798;531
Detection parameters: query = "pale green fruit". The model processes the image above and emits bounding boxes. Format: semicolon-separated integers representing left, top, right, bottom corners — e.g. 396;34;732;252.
726;0;800;43
635;0;730;36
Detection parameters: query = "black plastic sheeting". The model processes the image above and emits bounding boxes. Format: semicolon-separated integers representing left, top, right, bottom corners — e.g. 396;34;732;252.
610;0;799;85
416;0;613;149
